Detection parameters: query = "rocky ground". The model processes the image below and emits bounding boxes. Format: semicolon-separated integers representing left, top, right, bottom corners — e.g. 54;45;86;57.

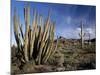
11;38;96;74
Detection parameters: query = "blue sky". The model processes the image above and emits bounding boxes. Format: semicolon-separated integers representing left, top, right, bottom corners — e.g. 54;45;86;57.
11;0;96;45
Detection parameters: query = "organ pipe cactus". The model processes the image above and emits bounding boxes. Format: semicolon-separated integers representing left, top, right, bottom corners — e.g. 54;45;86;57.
13;5;57;65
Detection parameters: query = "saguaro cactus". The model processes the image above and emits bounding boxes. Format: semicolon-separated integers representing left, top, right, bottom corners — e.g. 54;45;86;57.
79;21;85;49
13;4;58;65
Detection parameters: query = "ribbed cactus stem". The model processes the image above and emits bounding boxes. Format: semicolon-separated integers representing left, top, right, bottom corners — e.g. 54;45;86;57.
13;7;25;63
38;42;45;64
80;21;85;49
43;42;51;63
37;13;50;64
23;6;30;62
37;16;43;52
42;11;50;42
30;9;37;59
13;7;18;35
43;23;55;63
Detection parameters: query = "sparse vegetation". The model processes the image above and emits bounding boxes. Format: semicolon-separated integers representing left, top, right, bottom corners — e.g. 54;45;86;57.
11;3;96;75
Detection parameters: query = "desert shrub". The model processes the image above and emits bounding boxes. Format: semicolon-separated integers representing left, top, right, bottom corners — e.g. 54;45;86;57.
22;60;36;73
11;64;20;74
48;50;64;67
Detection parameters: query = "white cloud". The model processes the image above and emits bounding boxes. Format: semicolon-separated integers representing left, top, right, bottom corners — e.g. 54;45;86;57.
76;28;81;32
85;28;93;34
76;27;96;39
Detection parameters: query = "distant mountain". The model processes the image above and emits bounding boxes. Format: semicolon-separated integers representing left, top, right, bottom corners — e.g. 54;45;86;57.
91;38;96;42
58;36;66;40
54;36;96;43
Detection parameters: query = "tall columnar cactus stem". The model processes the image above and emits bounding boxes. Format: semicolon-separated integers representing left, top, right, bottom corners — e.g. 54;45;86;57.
13;8;18;36
23;6;30;62
13;7;24;63
49;23;57;57
37;12;50;64
13;7;20;50
42;25;54;63
79;21;85;49
30;9;37;59
43;11;50;42
37;15;43;53
42;22;57;63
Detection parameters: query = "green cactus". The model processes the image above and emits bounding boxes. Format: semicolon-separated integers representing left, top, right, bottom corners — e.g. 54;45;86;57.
13;4;58;65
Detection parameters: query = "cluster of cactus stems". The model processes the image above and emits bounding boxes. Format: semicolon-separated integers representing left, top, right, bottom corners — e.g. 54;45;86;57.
79;21;85;49
13;5;58;65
